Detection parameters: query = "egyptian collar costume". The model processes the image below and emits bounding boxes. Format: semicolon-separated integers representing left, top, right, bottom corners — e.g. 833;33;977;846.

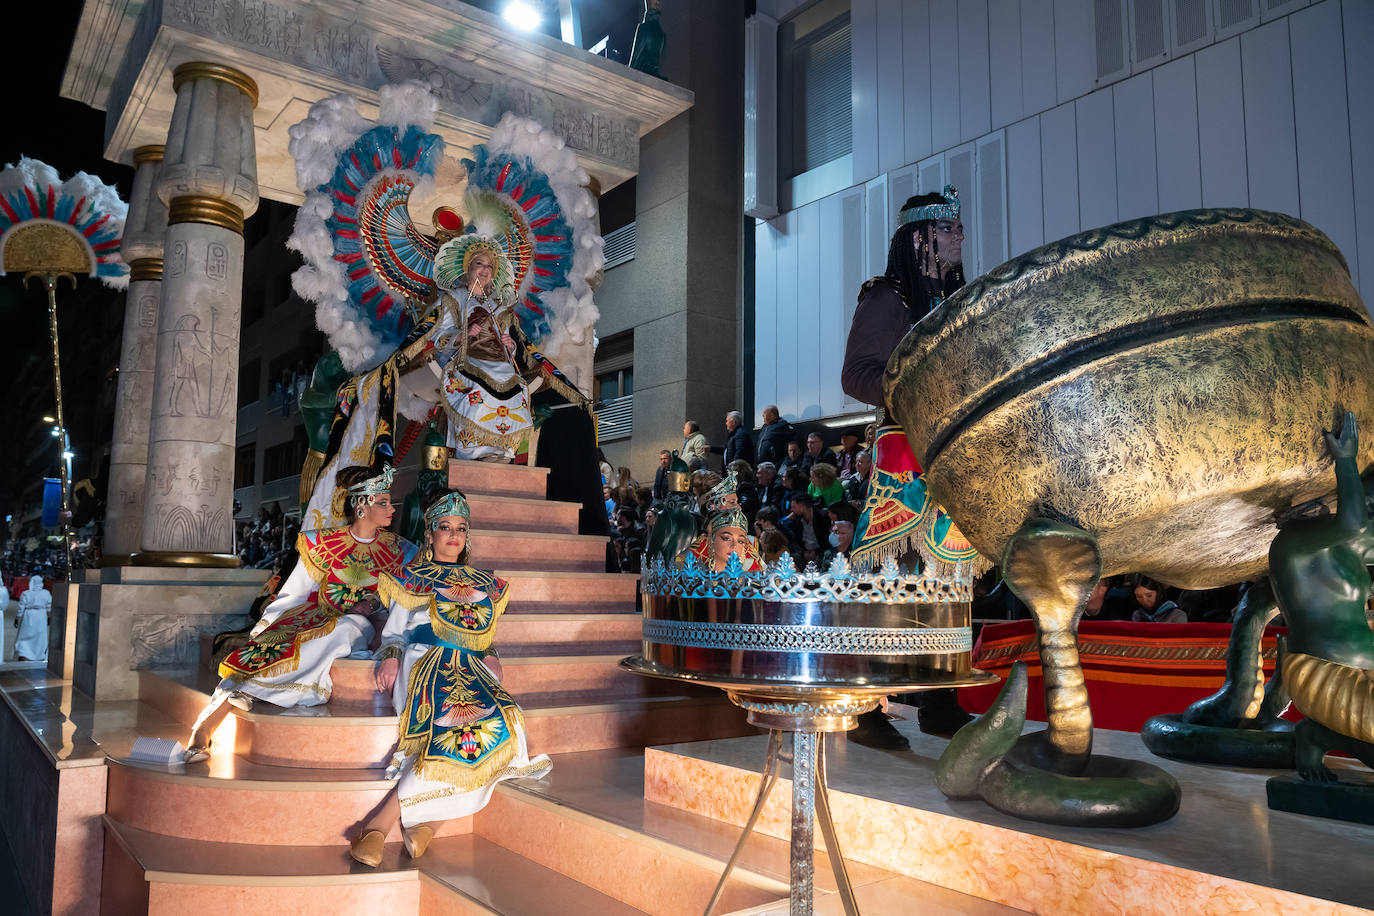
379;561;520;789
688;506;764;573
219;526;412;682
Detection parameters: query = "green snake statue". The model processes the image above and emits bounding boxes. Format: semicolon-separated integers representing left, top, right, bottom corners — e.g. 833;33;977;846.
1140;579;1296;768
1267;411;1374;783
936;520;1182;827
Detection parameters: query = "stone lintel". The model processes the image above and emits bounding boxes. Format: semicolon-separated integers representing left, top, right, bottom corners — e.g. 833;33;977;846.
75;0;693;203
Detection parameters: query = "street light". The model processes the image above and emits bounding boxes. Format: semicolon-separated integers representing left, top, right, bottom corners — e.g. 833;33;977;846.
42;415;55;423
503;1;541;30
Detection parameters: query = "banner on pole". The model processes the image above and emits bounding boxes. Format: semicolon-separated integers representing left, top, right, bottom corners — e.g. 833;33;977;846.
42;477;61;528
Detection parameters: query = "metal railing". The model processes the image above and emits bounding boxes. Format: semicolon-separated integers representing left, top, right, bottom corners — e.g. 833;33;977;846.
596;394;633;441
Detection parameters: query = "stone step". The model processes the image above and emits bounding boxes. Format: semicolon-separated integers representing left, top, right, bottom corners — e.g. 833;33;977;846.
497;612;642;649
447;459;549;499
138;671;752;770
491;569;640;613
465;492;582;535
469;529;607;573
331;655;681;704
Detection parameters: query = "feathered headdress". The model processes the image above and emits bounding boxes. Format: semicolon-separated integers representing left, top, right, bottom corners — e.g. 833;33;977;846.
0;158;129;288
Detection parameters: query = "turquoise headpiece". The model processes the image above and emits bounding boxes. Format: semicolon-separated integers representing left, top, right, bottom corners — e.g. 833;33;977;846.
898;185;960;228
348;465;394;506
423;490;471;529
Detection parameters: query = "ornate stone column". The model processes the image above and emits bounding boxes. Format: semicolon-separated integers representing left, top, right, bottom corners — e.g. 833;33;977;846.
136;62;258;565
104;145;168;561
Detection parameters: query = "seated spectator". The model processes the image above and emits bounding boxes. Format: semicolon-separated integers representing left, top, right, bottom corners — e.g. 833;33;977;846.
1082;575;1132;620
729;459;761;524
759;528;791;566
835;431;862;480
753;505;783;539
686;455;707;473
821;518;856;569
780;467;808;513
779;440;806;477
844;449;872;506
780;493;831;569
689;469;722;514
807;463;845;509
635;487;654;518
1129;574;1187;623
801;432;837;474
863;422;877;451
755;461;785;512
603;485;616;522
611;507;647;573
826;500;860;527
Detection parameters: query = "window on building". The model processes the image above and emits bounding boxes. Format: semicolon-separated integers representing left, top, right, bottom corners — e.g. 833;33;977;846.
593;330;634;441
262;426;308;483
778;0;852;180
238;358;261;408
234;443;257;490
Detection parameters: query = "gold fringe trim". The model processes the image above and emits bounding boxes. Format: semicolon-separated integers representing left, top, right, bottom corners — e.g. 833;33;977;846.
850;530;923;573
1283;652;1374;744
299;449;327;508
441;400;532;450
232;675;331;700
379;573;435;613
296;531;328;585
217;611;340;682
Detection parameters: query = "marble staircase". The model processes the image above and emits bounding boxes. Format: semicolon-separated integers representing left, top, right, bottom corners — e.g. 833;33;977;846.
96;457;775;914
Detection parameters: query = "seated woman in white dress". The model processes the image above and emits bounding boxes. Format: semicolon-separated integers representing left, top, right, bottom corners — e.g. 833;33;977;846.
14;575;49;661
183;465;416;762
349;489;550;866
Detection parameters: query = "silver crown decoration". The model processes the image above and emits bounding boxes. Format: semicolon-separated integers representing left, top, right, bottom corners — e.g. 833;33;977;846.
641;553;972;604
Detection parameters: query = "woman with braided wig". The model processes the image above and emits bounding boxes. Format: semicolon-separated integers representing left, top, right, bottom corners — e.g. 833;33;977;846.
841;186;983;747
350;489;550;867
183;466;415;763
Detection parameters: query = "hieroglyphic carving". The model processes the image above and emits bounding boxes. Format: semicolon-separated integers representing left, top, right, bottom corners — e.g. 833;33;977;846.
167;240;187;278
139;294;157;327
147;503;228;551
149;462;180;496
130;612;249;669
206;242;227;281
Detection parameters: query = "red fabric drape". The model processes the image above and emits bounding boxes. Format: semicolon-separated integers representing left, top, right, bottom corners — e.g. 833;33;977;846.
959;619;1288;733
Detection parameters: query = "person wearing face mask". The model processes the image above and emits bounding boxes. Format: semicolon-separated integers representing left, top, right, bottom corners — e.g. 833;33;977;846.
351;489;551;866
182;466;416;762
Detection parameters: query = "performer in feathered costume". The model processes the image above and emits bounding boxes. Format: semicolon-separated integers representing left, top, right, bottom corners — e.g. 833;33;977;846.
286;83;599;526
183;466;415;762
0;157;130;288
350;489;550;867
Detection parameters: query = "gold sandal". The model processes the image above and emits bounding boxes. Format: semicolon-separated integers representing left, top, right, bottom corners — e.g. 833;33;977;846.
182;745;210;764
403;824;434;859
349;828;386;867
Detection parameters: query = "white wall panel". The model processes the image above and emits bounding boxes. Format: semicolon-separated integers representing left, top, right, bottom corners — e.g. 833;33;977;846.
930;2;961;152
840;188;868;407
903;0;933;164
977;132;1010;270
1153;55;1202;212
1055;0;1096;103
889;165;918;223
1195;38;1248;207
1006;116;1045;255
1291;1;1357;287
819;192;849;416
1241;19;1299;216
918;154;946;195
773;211;801;419
876;0;907;174
1076;90;1118;230
1346;0;1374;305
959;0;992;141
851;0;881;184
1022;0;1058;116
1041;102;1081;242
947;143;978;274
753;219;778;415
1114;73;1158;220
989;0;1024;128
796;202;824;419
864;175;891;280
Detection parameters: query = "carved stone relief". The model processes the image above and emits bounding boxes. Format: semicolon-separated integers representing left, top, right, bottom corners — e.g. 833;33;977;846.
130;612;249;669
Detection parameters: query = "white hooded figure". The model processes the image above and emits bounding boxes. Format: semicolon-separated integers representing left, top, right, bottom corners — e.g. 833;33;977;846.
0;579;8;660
15;575;49;661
